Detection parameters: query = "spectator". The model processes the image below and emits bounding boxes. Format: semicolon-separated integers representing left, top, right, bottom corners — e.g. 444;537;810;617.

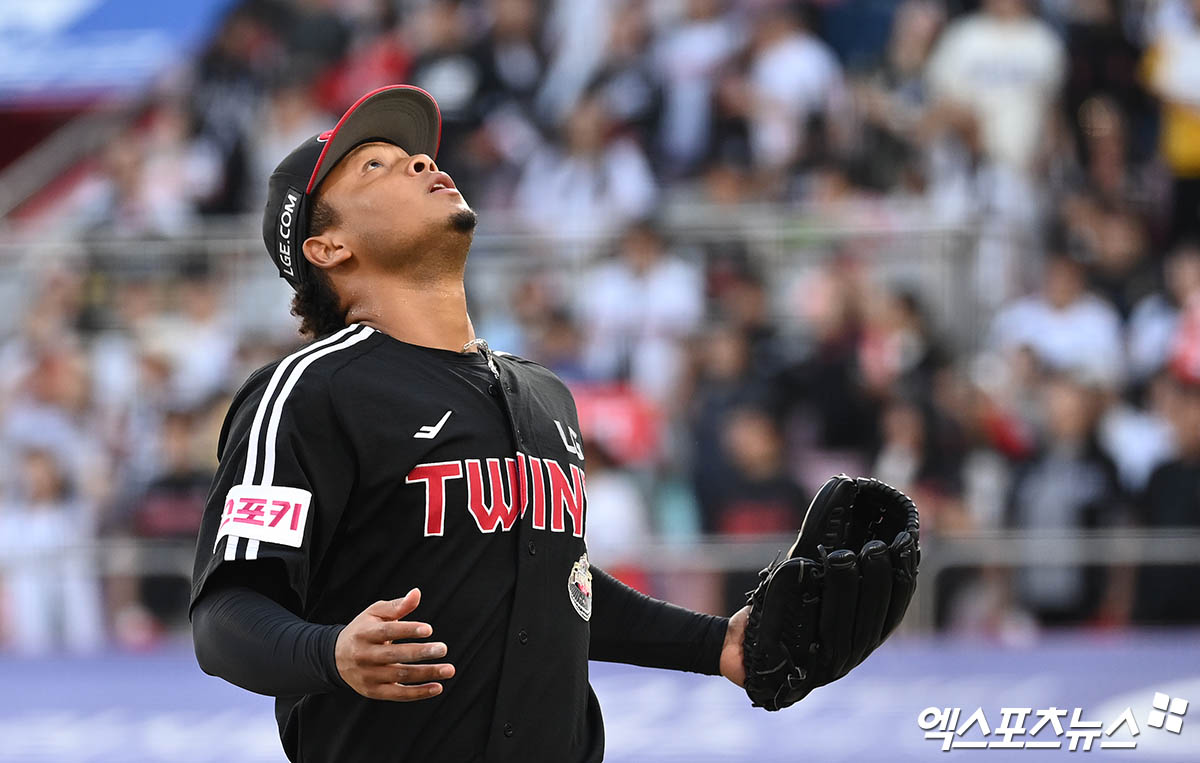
742;6;847;176
924;0;1066;177
124;410;213;632
537;0;615;124
709;406;807;535
853;0;944;191
408;0;488;187
1143;0;1200;243
188;8;273;214
782;253;879;456
530;308;588;384
283;0;351;71
141;100;225;219
1006;373;1124;625
73;136;194;237
1099;370;1176;493
578;221;702;404
654;0;742;177
1128;242;1200;384
713;271;786;377
248;81;335;210
1133;368;1200;624
316;3;412;114
1061;0;1153;169
990;252;1124;385
473;0;547;116
1066;94;1154;216
858;286;947;401
1085;207;1158;321
709;406;808;613
138;262;237;409
872;397;967;532
0;448;104;654
588;0;662;153
514;90;658;240
459;0;550;205
3;345;110;508
11;0;1200;646
687;322;771;529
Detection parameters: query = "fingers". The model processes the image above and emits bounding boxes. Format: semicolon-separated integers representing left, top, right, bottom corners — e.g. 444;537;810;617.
356;656;456;703
367;619;434;644
362;662;456;686
368;682;445;702
364;588;421;621
364;640;448;666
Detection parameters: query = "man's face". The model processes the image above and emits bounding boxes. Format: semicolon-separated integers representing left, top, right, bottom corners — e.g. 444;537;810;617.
312;141;475;271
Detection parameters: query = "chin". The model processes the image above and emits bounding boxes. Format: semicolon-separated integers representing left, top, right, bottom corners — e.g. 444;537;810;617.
448;207;478;234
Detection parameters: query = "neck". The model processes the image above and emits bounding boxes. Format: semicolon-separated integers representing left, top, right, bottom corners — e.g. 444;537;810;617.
345;277;476;352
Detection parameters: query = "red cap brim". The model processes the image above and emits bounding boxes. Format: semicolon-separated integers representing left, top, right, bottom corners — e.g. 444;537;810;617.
305;85;442;194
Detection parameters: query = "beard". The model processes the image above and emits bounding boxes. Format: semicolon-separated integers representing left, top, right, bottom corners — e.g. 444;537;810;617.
448;208;478;234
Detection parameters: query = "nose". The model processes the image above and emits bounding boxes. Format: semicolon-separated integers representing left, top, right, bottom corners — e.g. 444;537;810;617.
406;154;437;175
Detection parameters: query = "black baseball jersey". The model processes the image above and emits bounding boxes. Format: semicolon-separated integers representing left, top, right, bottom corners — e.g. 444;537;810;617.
191;323;602;762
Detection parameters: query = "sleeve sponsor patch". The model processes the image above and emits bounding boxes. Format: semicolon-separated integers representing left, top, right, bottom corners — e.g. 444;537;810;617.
215;484;312;551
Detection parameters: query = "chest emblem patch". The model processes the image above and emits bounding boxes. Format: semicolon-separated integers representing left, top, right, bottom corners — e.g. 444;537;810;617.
568;552;593;621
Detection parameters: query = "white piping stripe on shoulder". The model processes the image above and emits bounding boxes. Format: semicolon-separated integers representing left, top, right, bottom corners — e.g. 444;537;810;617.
242;324;362;484
259;326;375;486
244;539;260;560
224;536;240;561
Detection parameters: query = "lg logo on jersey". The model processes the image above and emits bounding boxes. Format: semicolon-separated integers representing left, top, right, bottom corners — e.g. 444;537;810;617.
555;420;584;460
406;453;586;538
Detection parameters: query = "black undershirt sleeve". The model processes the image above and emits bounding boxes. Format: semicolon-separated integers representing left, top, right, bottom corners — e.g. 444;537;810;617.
191;561;349;697
588;565;729;676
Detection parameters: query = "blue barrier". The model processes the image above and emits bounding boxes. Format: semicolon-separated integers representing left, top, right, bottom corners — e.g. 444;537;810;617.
0;632;1197;761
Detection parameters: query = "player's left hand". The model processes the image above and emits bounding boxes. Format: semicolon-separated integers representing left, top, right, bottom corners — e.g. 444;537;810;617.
719;605;750;687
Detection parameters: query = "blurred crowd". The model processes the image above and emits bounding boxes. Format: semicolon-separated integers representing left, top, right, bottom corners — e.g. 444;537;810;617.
3;0;1200;653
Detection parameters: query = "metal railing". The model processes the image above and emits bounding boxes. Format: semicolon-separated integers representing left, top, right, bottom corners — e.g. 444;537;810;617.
0;205;1000;347
3;529;1197;635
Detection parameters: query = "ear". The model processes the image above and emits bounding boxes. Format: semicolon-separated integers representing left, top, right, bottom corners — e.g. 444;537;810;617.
302;233;351;272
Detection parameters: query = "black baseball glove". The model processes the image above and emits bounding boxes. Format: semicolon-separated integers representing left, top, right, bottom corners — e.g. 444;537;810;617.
741;475;920;711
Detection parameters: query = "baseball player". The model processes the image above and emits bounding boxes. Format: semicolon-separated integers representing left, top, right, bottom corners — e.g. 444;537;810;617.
190;85;918;762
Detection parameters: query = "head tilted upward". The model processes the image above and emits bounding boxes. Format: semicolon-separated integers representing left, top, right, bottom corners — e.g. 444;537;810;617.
262;86;478;341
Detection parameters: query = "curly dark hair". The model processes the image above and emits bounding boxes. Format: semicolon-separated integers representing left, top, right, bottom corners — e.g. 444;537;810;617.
290;196;348;339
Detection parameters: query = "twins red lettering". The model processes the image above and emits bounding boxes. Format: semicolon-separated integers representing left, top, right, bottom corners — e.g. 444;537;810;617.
546;460;586;537
528;456;547;530
465;458;521;533
515;452;529;518
571;464;587;538
406;461;464;537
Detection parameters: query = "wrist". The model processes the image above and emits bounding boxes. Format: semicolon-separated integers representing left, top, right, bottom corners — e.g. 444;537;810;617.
326;624;352;691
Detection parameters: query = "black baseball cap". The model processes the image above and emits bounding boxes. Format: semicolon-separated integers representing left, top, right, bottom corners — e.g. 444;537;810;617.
262;85;442;289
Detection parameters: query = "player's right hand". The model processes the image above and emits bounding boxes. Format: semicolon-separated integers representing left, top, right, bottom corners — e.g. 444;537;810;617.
335;588;455;701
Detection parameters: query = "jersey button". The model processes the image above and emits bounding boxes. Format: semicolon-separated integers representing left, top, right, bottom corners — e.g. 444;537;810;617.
488;383;498;396
527;540;536;556
503;723;514;738
517;629;529;645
